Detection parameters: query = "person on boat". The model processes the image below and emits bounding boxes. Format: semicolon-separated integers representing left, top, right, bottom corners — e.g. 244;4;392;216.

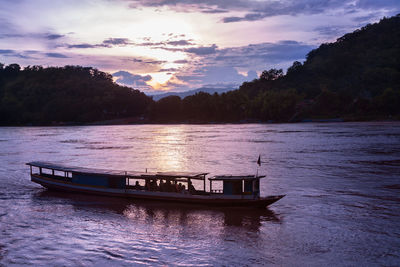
165;180;173;192
188;181;196;194
159;180;165;192
150;179;157;191
178;183;186;193
134;181;142;190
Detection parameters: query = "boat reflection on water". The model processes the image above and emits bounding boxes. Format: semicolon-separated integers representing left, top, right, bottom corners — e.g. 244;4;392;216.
33;189;281;230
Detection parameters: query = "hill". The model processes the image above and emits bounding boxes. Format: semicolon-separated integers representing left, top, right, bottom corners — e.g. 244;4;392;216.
150;15;400;123
0;65;152;125
150;86;234;101
237;14;400;121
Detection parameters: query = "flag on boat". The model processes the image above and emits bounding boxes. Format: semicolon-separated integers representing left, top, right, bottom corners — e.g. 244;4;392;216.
257;155;261;166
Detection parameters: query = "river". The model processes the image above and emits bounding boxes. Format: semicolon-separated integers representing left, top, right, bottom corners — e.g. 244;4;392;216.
0;122;399;266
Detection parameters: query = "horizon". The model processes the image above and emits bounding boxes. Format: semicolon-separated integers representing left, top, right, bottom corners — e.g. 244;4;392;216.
0;0;399;93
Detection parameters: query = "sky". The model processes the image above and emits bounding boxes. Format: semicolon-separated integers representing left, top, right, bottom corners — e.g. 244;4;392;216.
0;0;399;94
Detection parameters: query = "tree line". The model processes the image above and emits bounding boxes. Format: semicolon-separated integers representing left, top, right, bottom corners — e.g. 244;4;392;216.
0;15;399;125
0;65;151;125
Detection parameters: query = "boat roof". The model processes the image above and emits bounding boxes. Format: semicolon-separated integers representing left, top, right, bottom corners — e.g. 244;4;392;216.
27;161;208;180
209;175;266;181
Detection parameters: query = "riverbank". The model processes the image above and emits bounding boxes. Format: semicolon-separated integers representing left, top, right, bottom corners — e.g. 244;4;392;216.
1;115;398;127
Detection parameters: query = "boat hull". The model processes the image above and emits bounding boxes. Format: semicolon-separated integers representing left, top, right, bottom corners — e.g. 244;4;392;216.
31;174;284;208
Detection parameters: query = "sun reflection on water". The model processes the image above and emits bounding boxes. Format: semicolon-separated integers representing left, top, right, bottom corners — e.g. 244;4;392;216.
148;126;189;172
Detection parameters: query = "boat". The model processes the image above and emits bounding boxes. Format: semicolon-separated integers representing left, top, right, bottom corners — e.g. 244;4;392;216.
26;161;285;208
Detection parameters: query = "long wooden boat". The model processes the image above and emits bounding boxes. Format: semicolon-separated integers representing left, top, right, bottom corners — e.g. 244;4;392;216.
27;161;285;208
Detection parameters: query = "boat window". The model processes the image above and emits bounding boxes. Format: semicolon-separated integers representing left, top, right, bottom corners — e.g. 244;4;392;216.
223;180;242;195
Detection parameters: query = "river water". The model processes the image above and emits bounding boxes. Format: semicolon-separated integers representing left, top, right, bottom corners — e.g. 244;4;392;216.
0;122;399;266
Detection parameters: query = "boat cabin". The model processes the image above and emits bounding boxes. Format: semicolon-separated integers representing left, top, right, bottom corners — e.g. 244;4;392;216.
209;175;266;197
27;161;209;194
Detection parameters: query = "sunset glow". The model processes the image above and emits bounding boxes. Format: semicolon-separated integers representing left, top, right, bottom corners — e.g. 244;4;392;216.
0;0;398;93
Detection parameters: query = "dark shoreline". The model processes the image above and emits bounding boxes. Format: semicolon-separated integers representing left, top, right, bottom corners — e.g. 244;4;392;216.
1;116;398;127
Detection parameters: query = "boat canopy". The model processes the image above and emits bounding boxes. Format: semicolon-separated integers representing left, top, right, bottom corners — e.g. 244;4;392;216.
209;175;266;181
27;161;208;180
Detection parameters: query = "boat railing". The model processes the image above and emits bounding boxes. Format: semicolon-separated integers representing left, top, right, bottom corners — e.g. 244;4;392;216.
211;189;223;194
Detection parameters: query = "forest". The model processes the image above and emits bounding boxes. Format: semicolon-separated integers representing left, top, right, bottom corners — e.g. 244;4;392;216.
0;15;399;125
0;65;151;125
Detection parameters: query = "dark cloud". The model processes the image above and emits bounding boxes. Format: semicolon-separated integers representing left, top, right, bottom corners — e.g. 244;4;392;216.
128;58;166;65
67;38;133;49
166;39;193;46
0;49;15;54
102;38;132;46
138;41;165;46
184;44;218;55
46;34;65;40
222;16;242;23
173;59;189;64
159;68;179;72
352;12;383;23
167;40;315;90
112;71;152;88
128;0;400;23
143;59;167;64
24;50;40;54
212;41;315;65
127;0;250;10
314;26;349;38
356;0;400;10
0;49;39;59
65;36;194;50
0;32;65;40
176;65;256;85
67;43;99;49
45;52;69;58
0;33;24;39
201;8;229;14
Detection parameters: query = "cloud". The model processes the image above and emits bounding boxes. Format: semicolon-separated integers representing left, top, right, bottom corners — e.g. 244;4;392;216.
166;39;193;46
45;52;69;58
0;49;15;54
142;59;166;64
0;32;65;40
184;44;218;55
176;65;257;86
201;8;229;14
112;71;152;89
127;0;251;11
67;43;99;49
222;16;242;23
127;0;400;23
45;34;65;40
173;59;189;64
313;25;349;39
356;0;400;10
159;68;179;72
66;37;194;49
67;37;133;49
159;40;315;91
102;38;132;46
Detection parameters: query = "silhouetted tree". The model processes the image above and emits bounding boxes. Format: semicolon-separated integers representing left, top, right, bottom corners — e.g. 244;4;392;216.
259;69;283;81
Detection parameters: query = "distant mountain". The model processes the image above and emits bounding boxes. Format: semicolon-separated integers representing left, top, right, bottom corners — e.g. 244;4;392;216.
150;86;235;101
